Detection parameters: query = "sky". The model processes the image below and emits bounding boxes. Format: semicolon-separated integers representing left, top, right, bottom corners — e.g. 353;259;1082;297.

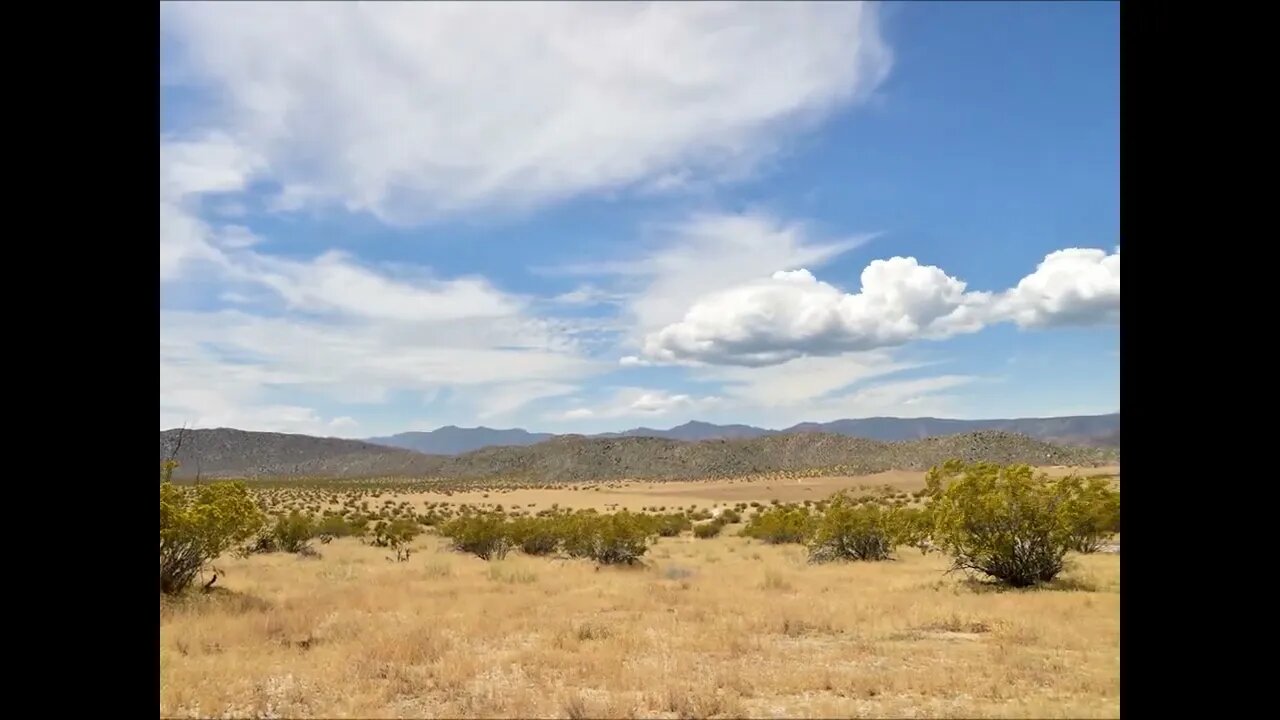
159;1;1120;438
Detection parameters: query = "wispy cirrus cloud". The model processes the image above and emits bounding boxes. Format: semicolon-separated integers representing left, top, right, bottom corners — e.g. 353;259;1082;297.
161;2;891;223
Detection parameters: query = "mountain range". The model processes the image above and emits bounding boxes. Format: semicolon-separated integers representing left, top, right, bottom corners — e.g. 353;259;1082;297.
367;413;1119;455
161;413;1119;482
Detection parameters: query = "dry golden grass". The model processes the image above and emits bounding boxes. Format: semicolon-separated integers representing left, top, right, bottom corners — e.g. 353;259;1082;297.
385;465;1119;512
161;519;1119;718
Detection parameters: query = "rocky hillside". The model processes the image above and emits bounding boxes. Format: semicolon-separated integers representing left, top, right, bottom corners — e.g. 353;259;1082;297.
160;427;1117;482
159;428;447;480
430;430;1115;482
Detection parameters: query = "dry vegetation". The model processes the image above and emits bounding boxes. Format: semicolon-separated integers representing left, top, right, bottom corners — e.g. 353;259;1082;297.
160;466;1119;719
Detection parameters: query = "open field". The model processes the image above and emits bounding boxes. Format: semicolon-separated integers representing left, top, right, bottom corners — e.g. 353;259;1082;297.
160;468;1120;719
394;465;1120;512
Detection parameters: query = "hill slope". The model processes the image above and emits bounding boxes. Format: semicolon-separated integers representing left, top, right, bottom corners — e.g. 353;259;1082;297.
159;428;447;480
160;428;1116;482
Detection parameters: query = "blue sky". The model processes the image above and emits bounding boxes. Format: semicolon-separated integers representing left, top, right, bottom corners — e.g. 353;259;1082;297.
159;2;1119;437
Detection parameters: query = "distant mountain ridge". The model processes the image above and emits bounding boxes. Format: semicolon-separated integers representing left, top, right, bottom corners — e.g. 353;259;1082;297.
367;413;1120;455
366;426;553;455
160;420;1119;482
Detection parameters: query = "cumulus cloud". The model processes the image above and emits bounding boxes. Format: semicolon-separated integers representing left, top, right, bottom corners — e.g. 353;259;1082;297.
992;247;1120;328
641;258;990;366
160;2;891;222
546;212;873;349
638;248;1120;366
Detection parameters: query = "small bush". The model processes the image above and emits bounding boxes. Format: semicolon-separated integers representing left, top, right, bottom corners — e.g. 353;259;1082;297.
718;509;742;524
273;511;317;553
653;514;692;537
372;517;422;548
1055;475;1121;553
694;521;724;539
925;461;1116;587
316;514;358;538
741;506;815;545
807;492;901;563
441;514;511;560
160;478;264;595
509;517;559;556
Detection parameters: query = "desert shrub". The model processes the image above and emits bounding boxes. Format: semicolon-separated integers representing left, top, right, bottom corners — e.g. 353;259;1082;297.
346;514;370;535
924;461;1115;587
317;514;358;538
591;511;652;565
719;508;742;524
653;513;692;537
160;477;264;595
372;517;422;548
741;506;816;545
694;521;724;539
560;512;603;559
894;506;933;553
560;511;651;565
441;514;512;560
509;517;559;556
1054;475;1121;553
807;492;901;562
273;511;317;553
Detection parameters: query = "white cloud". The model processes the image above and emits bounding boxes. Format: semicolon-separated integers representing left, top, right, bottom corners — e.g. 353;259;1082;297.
642;258;990;366
232;250;521;323
638;248;1119;367
328;416;359;431
160;134;262;282
475;382;578;421
554;387;719;422
160;2;891;222
993;247;1120;328
550;284;626;307
696;352;923;408
821;374;975;416
549;212;873;352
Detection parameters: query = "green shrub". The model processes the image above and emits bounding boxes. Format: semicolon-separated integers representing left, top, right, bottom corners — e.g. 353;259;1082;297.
590;512;652;565
807;492;901;562
653;513;692;537
273;510;317;553
1054;475;1121;553
693;521;724;539
741;506;815;545
317;514;358;538
441;514;511;560
924;461;1115;587
718;509;742;524
509;517;559;556
372;517;421;548
160;478;264;594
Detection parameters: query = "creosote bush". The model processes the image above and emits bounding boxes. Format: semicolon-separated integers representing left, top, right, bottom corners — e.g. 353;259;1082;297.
442;514;512;560
439;510;654;565
741;506;816;545
160;473;264;595
271;511;317;553
372;517;422;548
923;461;1121;587
807;491;902;563
693;521;724;539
